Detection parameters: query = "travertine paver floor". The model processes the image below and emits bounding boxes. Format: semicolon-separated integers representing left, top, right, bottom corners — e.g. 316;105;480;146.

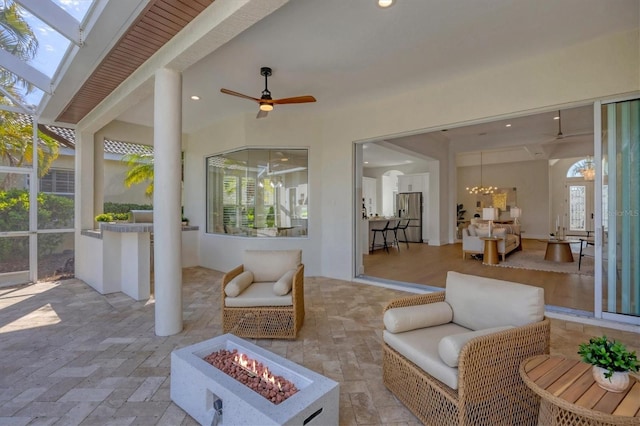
0;267;638;425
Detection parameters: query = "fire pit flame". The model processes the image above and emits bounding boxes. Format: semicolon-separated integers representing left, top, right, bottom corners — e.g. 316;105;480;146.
233;353;284;390
204;348;298;404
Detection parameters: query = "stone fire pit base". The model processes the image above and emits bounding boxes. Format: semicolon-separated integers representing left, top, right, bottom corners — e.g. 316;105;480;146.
171;333;339;425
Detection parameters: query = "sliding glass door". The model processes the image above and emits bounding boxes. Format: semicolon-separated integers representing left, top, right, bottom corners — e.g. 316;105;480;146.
597;98;640;324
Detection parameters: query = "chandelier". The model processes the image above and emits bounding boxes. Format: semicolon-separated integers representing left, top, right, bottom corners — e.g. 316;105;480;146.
466;152;497;194
580;156;595;181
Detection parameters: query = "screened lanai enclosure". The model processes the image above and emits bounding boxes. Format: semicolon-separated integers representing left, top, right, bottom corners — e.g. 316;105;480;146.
0;0;96;286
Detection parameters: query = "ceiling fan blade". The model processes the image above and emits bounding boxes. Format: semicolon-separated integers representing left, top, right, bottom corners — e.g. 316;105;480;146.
220;88;260;103
273;95;316;105
256;109;269;119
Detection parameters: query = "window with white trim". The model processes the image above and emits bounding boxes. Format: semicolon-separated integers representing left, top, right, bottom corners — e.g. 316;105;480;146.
206;148;308;237
40;169;74;197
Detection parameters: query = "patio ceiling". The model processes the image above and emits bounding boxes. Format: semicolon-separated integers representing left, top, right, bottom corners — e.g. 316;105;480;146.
3;0;638;158
55;0;213;124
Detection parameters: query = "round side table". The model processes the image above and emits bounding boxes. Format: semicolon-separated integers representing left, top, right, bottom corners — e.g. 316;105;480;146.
520;355;640;425
542;239;579;262
480;236;501;265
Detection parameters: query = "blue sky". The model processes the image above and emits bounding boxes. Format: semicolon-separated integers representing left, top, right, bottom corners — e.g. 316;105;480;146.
18;0;93;107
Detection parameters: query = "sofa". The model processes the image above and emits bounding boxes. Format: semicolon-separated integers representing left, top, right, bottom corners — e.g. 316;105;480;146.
382;271;550;425
462;223;521;260
222;249;304;339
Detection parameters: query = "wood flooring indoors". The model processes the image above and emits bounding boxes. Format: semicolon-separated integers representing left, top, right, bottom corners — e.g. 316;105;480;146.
363;238;595;312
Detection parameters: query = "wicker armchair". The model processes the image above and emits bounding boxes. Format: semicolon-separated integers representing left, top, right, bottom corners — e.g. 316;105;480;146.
382;271;550;425
222;250;304;339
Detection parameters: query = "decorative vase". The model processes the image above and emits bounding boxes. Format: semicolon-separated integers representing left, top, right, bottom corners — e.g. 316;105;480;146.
592;366;629;393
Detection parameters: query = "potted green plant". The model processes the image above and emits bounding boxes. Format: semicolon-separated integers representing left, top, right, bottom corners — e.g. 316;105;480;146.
181;216;189;226
577;335;638;393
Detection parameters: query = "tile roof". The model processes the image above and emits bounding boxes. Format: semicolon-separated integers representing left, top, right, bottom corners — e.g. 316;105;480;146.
14;113;153;156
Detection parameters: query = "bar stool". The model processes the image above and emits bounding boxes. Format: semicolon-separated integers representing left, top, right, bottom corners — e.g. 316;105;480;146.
393;219;411;250
371;220;391;253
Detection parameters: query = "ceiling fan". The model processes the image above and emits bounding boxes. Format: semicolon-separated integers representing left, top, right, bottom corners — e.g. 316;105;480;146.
545;110;593;143
220;67;316;118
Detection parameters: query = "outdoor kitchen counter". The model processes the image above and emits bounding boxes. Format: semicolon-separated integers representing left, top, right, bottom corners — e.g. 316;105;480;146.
78;223;199;301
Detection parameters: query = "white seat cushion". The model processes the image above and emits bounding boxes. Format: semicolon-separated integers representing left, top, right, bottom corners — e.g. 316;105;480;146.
224;282;293;307
383;322;472;390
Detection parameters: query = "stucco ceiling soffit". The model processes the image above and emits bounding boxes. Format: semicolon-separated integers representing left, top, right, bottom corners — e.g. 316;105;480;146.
75;0;289;134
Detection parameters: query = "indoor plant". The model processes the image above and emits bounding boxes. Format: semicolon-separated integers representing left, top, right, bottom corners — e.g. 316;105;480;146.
578;335;638;392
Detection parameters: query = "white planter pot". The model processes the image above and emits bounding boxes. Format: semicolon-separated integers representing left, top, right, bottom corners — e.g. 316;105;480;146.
592;366;629;393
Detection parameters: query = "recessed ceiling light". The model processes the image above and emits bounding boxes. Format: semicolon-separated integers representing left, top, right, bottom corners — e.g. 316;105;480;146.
553;116;560;120
505;124;512;127
190;95;200;100
364;161;369;164
377;0;395;8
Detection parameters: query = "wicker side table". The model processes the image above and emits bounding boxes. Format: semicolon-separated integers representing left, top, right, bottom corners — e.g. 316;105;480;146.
520;355;640;425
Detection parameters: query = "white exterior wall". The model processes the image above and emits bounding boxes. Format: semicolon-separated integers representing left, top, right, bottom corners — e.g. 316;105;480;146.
184;29;638;281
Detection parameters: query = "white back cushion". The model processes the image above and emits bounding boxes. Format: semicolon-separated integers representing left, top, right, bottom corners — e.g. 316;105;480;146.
444;271;544;330
244;250;301;282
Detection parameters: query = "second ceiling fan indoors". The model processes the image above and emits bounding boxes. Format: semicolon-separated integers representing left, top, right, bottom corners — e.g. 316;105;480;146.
220;67;316;118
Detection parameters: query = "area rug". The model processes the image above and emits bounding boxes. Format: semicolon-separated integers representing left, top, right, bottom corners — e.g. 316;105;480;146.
493;250;594;276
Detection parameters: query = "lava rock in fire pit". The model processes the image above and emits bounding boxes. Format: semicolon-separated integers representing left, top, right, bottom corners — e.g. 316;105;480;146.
203;349;299;404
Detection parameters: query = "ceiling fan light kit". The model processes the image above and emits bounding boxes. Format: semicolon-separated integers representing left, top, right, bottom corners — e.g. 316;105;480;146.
220;66;316;118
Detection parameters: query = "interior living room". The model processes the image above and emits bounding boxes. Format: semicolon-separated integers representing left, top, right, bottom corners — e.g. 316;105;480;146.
1;0;638;424
359;104;597;313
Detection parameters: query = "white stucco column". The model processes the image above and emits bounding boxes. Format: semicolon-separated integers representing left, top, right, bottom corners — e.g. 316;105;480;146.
153;68;183;336
75;131;96;231
93;135;104;218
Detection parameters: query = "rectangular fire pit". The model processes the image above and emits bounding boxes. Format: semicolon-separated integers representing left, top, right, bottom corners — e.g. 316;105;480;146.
171;333;339;425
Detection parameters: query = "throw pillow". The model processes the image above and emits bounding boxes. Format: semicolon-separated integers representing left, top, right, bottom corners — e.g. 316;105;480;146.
493;227;506;237
384;301;453;333
468;225;478;237
438;325;514;367
273;269;296;296
475;228;490;237
224;271;254;297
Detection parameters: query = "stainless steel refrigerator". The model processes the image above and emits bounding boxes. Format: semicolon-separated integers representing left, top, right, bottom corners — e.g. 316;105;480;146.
396;192;423;243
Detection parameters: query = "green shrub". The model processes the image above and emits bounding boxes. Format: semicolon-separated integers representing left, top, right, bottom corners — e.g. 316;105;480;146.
266;206;275;227
95;213;113;222
0;189;74;261
95;212;131;222
103;202;152;214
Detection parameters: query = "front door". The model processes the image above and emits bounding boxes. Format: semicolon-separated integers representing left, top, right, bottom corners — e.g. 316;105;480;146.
566;181;595;236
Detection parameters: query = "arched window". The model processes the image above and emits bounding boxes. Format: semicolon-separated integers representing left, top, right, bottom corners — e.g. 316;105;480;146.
567;157;595;180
